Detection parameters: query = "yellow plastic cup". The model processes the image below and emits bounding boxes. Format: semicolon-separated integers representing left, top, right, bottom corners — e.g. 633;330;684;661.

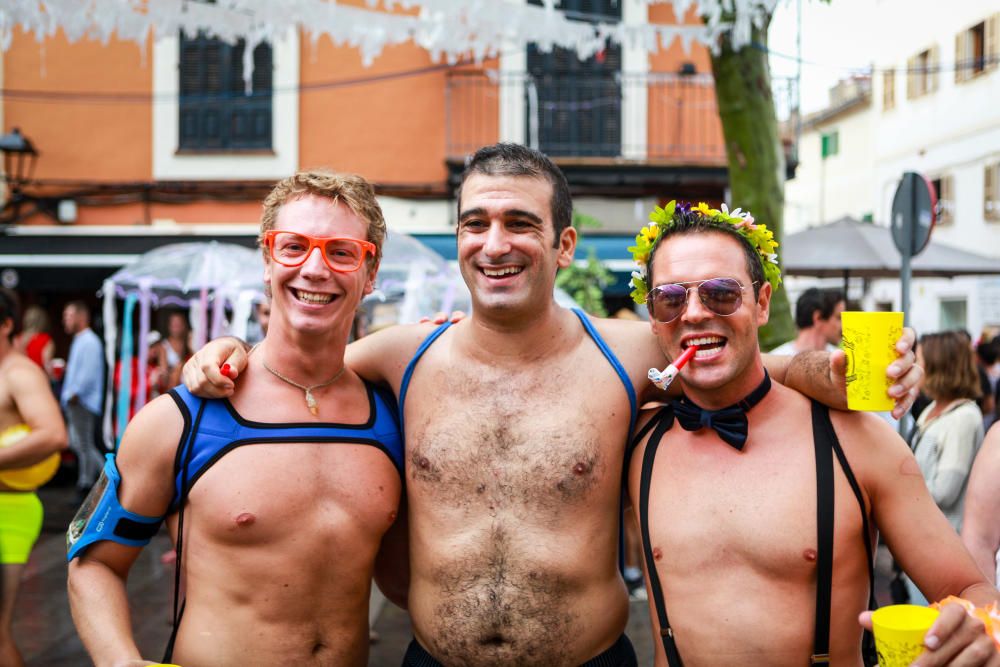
871;604;940;667
841;311;903;411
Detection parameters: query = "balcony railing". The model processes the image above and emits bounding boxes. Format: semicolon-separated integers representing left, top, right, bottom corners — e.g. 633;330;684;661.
446;70;798;165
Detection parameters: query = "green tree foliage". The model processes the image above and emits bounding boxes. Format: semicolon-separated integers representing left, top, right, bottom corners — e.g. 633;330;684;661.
556;211;613;317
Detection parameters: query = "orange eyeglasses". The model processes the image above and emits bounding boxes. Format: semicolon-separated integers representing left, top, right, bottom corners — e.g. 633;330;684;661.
264;231;376;273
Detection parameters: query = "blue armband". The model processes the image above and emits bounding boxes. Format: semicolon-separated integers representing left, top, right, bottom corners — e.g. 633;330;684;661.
66;454;165;561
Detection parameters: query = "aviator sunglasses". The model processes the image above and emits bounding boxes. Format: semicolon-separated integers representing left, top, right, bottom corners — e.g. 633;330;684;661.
264;230;376;273
646;277;757;323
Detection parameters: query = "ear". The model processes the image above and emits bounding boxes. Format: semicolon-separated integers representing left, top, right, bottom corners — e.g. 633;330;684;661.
363;261;379;297
755;281;772;327
556;225;578;270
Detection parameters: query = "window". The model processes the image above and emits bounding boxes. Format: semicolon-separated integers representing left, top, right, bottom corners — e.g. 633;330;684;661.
956;17;1000;82
820;130;839;158
906;46;939;99
940;298;967;331
526;0;622;157
986;162;1000;222
930;175;954;225
178;32;273;151
882;69;895;110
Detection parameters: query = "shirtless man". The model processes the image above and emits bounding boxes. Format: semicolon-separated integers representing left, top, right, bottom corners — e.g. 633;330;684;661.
185;143;922;666
627;202;999;666
0;289;68;667
67;171;405;666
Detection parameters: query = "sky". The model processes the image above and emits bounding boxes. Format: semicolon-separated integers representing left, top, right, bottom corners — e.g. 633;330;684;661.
767;0;876;115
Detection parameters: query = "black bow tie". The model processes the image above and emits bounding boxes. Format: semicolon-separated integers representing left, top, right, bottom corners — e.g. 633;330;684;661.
671;371;772;451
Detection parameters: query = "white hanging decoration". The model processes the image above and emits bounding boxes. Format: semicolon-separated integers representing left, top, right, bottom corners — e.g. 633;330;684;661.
0;0;779;83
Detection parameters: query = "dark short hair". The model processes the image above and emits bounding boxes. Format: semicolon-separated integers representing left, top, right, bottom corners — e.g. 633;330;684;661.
976;338;999;366
794;288;845;329
0;288;22;342
920;331;982;401
647;207;765;297
65;300;90;319
457;143;572;247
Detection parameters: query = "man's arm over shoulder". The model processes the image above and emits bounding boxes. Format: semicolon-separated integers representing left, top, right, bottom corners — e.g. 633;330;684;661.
68;394;183;667
0;357;67;469
346;322;442;391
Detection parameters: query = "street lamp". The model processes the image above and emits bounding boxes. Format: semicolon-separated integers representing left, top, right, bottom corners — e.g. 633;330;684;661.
0;128;38;225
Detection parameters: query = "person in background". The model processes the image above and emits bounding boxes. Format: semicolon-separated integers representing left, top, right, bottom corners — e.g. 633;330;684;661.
0;289;68;667
907;330;985;604
246;300;271;346
769;287;845;355
963;421;1000;587
15;305;55;377
975;337;998;431
60;300;106;502
153;310;192;393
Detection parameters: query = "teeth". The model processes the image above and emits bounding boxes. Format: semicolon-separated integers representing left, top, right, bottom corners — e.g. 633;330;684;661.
686;336;725;348
483;267;522;277
694;347;718;359
295;289;333;304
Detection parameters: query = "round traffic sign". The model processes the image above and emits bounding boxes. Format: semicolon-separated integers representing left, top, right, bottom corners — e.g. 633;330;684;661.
890;172;936;257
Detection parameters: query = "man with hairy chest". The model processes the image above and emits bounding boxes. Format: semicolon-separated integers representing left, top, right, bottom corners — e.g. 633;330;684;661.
183;143;922;667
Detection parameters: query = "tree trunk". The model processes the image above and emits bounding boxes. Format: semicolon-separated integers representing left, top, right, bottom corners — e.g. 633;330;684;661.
710;21;795;350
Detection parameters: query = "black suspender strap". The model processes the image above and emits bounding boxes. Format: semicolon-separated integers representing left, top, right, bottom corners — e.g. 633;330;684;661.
810;401;879;666
638;407;685;667
811;400;835;665
825;414;879;667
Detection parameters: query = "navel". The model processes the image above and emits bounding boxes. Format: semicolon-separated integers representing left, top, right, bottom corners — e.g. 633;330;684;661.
802;548;817;562
234;512;256;527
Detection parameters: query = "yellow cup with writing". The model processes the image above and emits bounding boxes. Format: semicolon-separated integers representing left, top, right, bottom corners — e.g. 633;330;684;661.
871;604;939;667
841;311;903;411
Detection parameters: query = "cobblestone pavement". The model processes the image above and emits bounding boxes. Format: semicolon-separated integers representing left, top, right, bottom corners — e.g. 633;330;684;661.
16;482;899;666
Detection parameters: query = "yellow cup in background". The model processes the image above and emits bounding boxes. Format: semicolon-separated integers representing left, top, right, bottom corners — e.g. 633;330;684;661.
841;311;904;411
871;604;939;667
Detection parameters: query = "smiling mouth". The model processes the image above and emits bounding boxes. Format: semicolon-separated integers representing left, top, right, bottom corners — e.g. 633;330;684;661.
293;288;334;305
683;335;726;359
482;267;523;278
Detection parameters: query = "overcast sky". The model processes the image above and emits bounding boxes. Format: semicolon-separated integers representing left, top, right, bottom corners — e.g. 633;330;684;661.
768;0;875;114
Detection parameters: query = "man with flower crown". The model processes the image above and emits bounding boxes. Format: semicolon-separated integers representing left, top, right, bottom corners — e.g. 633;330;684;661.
180;143;926;666
627;201;999;666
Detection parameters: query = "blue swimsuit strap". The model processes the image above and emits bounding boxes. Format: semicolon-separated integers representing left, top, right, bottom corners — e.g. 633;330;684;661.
398;320;453;428
569;308;638;432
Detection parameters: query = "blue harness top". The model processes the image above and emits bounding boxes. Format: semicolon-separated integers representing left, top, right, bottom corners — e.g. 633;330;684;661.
167;382;404;508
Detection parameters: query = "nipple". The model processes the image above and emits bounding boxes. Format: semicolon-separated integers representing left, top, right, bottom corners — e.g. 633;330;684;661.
573;461;591;475
802;548;817;562
234;512;256;527
652;547;663;561
417;456;430;470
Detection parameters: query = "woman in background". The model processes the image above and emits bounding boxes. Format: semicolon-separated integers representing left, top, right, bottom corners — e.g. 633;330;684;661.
153;310;192;393
15;306;54;376
907;330;984;603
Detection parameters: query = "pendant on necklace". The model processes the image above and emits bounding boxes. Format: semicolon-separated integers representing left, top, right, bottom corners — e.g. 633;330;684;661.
305;389;318;416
